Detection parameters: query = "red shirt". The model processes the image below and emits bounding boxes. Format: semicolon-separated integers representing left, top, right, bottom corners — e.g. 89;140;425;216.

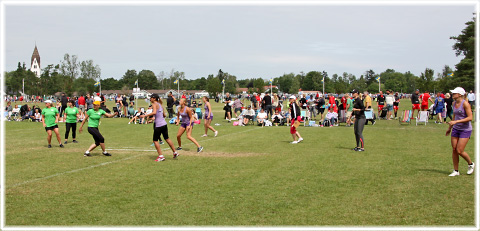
255;96;261;102
181;95;186;99
421;93;430;104
341;97;347;110
78;96;85;105
329;96;336;105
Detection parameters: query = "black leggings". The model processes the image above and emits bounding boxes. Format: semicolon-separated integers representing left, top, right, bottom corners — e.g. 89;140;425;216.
65;123;77;139
88;127;104;146
354;117;366;148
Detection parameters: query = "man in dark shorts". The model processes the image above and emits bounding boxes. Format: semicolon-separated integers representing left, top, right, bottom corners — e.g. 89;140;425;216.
60;93;68;119
377;91;385;114
411;89;421;119
224;92;232;122
263;92;273;119
166;92;175;118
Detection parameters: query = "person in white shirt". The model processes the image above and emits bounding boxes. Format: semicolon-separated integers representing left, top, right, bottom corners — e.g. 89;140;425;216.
272;111;283;126
467;90;475;110
385;90;395;120
241;105;255;125
34;109;42;122
323;108;338;127
257;108;268;127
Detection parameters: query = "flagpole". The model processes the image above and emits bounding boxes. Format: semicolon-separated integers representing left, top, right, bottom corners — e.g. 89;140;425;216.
99;79;102;96
178;80;180;100
378;78;380;93
135;79;138;111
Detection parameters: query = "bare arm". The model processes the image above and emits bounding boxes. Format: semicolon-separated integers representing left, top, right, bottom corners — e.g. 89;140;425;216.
79;113;89;133
141;103;158;118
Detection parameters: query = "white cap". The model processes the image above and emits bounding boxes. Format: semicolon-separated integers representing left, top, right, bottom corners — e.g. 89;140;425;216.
450;87;466;96
44;100;52;104
289;95;296;100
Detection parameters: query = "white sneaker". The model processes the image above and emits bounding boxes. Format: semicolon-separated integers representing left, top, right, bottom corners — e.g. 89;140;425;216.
449;170;460;176
298;138;304;143
467;162;475;175
291;141;298;144
214;131;218;137
201;134;208;137
128;122;131;124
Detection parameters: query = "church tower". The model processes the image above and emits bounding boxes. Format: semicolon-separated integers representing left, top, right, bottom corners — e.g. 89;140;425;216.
30;45;41;78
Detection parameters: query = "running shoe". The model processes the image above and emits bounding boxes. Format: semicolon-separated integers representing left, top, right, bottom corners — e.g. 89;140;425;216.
201;134;208;137
298;138;304;143
103;152;112;156
64;141;68;144
356;148;365;152
173;152;179;159
59;144;64;148
155;156;165;162
352;147;359;151
159;141;164;145
449;170;460;176
84;152;91;157
214;131;218;137
197;146;204;153
372;121;376;125
48;144;52;148
291;141;298;144
176;147;182;150
72;140;78;143
467;162;475;175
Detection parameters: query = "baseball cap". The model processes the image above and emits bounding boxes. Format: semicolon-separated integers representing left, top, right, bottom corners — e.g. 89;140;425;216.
93;101;101;105
351;89;359;94
450;87;466;96
289;95;296;100
96;93;100;96
44;100;52;104
150;93;159;99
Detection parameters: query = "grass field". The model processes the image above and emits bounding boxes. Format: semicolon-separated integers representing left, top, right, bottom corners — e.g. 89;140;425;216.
3;99;476;227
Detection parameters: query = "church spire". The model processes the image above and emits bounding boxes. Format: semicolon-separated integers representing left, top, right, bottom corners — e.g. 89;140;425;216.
30;44;41;78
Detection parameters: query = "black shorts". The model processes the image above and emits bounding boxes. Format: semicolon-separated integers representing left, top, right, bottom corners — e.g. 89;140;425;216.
88;127;105;145
235;108;242;113
45;125;59;131
245;115;253;120
153;125;169;142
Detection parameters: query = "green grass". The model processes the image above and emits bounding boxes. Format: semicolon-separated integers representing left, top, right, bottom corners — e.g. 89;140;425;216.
4;99;475;226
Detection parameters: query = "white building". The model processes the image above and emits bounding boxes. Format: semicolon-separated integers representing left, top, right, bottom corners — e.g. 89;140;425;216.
30;45;41;78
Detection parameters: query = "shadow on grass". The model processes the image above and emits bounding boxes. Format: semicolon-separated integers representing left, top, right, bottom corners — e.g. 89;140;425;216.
418;169;451;175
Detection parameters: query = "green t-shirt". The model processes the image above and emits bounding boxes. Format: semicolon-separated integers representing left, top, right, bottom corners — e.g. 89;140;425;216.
65;107;79;123
87;109;106;127
347;98;353;112
41;107;58;127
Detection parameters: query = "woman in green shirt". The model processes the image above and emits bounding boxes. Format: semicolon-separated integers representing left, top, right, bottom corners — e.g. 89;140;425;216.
42;100;64;148
64;99;81;144
79;101;117;157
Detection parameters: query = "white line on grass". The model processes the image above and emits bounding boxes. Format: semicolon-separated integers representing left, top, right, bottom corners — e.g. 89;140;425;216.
7;127;262;188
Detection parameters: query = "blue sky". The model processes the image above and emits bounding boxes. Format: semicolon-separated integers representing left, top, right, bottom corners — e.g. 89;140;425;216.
3;2;476;80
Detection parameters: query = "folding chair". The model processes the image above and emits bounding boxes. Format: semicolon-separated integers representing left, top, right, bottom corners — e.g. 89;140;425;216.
338;110;347;124
300;110;310;126
11;108;20;121
399;110;412;125
195;108;202;120
364;110;374;120
416;111;429;126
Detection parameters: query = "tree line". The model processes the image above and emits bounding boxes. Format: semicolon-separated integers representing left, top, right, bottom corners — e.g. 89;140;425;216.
4;17;474;97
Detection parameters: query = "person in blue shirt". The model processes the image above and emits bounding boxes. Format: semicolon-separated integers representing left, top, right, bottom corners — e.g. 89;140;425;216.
434;92;446;124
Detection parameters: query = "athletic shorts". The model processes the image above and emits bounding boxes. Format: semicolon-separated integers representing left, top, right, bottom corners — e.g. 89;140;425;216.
181;122;194;129
451;128;471;139
319;108;325;114
245;115;253;120
393;106;399;110
153;125;169;142
378;105;384;111
290;116;302;134
45;124;59;131
412;104;420;110
421;104;429;110
387;104;394;111
79;105;85;112
235;108;242;113
204;113;213;120
435;107;444;114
